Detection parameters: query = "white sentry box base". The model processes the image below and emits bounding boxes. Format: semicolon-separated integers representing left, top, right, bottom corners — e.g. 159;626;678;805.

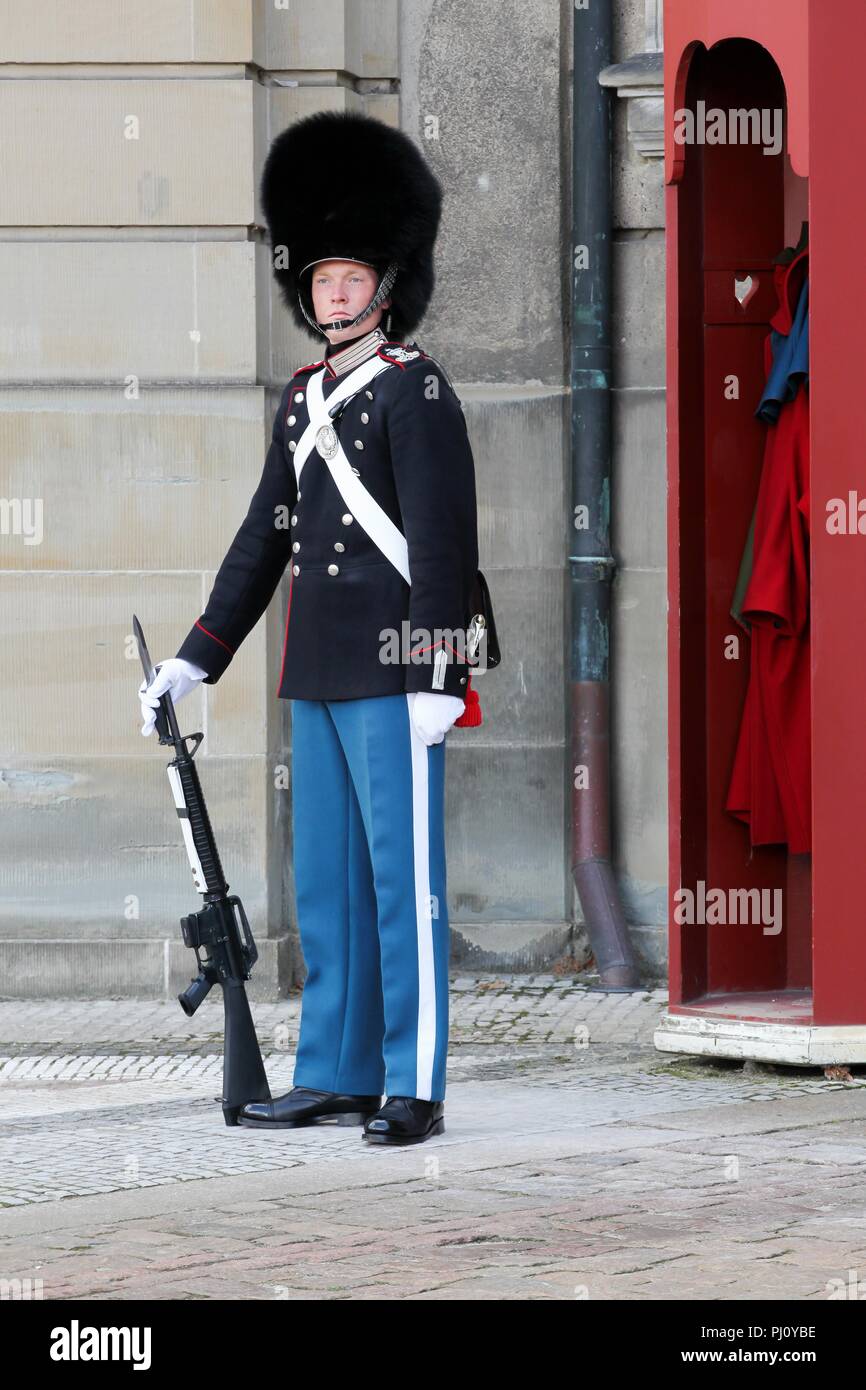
654;1012;866;1066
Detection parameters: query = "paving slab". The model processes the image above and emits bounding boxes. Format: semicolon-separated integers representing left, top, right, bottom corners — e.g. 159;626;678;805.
1;986;865;1300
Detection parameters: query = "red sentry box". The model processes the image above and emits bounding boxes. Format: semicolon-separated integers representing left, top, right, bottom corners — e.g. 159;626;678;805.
661;0;866;1049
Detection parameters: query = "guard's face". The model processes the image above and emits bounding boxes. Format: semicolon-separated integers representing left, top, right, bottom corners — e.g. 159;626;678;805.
310;260;390;342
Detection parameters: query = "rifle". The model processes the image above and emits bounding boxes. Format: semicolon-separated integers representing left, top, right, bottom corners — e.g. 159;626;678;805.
133;614;271;1126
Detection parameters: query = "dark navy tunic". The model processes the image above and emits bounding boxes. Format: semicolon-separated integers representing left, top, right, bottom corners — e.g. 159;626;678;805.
176;335;479;702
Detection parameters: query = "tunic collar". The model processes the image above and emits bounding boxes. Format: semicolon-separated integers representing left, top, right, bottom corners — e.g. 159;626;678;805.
325;325;388;378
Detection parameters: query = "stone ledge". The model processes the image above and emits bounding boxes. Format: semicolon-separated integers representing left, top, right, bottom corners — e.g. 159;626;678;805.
0;936;292;1001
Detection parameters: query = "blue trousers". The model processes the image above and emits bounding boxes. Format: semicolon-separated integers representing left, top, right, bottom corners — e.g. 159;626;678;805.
290;693;450;1102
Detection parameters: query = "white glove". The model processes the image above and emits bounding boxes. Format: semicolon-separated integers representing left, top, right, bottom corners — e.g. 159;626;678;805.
139;657;208;737
409;691;466;746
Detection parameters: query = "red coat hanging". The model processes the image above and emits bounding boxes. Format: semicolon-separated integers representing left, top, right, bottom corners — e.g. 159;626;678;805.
726;249;811;854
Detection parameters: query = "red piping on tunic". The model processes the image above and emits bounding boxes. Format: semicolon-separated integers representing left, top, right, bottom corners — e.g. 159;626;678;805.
195;621;234;656
276;568;294;696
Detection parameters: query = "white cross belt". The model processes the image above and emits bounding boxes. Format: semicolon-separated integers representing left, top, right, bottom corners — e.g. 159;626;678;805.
292;357;412;586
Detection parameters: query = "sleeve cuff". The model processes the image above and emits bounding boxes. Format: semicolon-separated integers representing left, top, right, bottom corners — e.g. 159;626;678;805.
404;655;473;698
176;621;235;684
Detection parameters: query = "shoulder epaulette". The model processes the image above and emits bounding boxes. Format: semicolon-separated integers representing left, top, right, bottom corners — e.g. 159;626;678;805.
381;344;460;400
376;342;429;370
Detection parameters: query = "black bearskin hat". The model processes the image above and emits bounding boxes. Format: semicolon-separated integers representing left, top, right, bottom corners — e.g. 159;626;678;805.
260;110;443;341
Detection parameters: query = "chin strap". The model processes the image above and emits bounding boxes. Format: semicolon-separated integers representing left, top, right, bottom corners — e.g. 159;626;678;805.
299;261;399;338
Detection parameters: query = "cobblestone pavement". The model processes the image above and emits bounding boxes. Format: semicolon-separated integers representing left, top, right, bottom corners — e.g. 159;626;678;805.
2;981;866;1300
0;976;667;1054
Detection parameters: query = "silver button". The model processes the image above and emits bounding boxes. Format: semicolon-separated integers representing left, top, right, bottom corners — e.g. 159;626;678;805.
354;440;364;451
291;515;298;526
341;513;353;525
288;440;296;452
334;542;345;552
294;392;304;403
328;564;340;576
292;564;300;576
292;541;300;553
360;411;369;424
460;677;467;684
365;390;374;400
288;414;296;426
351;466;361;476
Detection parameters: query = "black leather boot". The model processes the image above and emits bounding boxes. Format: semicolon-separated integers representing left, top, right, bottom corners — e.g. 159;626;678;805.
363;1096;445;1145
239;1086;382;1129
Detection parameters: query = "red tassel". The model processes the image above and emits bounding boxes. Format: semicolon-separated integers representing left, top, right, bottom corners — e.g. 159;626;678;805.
454;673;483;727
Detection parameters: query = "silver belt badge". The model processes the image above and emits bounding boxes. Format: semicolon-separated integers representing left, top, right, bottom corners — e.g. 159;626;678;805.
315;424;339;460
466;614;486;661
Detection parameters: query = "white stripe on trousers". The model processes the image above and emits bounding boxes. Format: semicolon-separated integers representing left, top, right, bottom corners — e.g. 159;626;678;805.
406;692;436;1101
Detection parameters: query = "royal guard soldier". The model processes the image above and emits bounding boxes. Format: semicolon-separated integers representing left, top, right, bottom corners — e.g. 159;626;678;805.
138;111;482;1145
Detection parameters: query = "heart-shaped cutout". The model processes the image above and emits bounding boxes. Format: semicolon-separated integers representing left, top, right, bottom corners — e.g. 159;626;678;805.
734;273;757;307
